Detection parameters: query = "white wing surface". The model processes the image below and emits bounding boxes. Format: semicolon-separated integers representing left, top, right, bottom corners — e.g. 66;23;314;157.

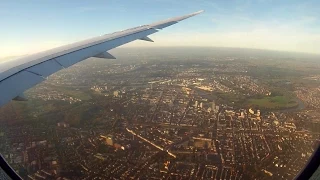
0;10;203;107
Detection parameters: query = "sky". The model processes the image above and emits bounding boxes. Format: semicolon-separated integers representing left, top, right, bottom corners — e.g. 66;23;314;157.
0;0;319;58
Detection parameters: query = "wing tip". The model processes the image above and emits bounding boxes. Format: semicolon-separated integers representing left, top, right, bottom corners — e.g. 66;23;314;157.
149;10;204;29
194;10;205;14
189;10;205;17
177;10;204;22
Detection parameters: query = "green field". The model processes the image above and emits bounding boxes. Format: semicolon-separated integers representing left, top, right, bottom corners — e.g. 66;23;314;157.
247;96;298;110
46;84;92;100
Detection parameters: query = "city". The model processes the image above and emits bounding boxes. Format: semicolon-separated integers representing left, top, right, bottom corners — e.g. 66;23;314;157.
0;47;319;179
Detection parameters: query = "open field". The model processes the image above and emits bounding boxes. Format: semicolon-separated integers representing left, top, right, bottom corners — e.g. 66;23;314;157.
247;95;298;109
46;84;92;100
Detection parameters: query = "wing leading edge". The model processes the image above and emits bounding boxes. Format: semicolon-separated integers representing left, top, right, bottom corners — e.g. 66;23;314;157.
0;10;203;107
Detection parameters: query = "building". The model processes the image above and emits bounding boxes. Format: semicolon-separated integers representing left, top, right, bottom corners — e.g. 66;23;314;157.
256;110;261;116
212;101;215;110
194;101;198;107
113;91;119;97
106;135;114;146
249;108;255;115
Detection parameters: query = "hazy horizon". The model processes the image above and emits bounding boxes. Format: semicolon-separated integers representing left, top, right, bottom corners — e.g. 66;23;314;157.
1;46;319;62
1;0;319;58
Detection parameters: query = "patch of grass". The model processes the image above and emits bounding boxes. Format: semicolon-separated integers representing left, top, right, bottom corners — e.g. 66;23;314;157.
216;92;246;106
247;95;298;109
47;84;92;100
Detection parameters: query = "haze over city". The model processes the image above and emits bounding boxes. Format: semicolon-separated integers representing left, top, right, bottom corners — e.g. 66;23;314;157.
1;0;320;58
1;47;320;179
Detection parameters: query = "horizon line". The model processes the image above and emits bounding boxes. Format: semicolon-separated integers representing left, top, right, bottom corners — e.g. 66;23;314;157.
1;46;319;60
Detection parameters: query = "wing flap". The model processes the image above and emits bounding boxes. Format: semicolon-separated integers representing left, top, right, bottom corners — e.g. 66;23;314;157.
55;46;99;68
0;71;44;106
27;60;63;77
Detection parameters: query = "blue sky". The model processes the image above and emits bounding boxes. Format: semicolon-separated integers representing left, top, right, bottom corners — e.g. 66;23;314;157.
0;0;319;57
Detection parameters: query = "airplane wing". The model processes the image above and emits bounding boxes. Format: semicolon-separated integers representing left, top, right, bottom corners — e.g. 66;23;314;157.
0;10;203;107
